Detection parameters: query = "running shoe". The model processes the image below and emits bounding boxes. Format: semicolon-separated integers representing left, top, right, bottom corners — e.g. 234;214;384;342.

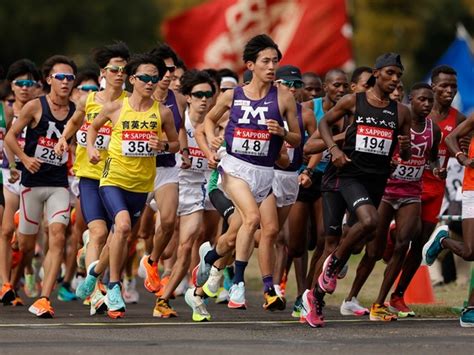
184;287;211;322
423;225;449;266
337;263;349;279
12;296;24;306
140;255;161;293
24;273;39;298
228;282;246;309
369;303;397;321
71;275;85;291
301;289;324;328
105;284;126;319
340;297;369;316
154;275;170;298
153;298;177;318
203;266;223;298
28;298;54;318
195;242;213;287
388;293;415;317
58;285;77;302
0;283;16;305
318;254;338;294
279;271;287;296
263;287;286;311
215;287;229;304
174;275;190;297
460;306;474;328
90;288;107;316
292;295;303;318
76;260;98;300
123;277;139;304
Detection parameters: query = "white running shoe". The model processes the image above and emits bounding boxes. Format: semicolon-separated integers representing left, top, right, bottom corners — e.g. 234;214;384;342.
203;266;223;298
123;277;139;304
90;288;107;316
184;287;211;322
340;297;369;316
215;287;230;304
228;282;246;309
174;275;190;297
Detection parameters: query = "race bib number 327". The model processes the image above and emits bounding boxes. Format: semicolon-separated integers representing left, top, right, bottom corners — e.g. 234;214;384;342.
355;125;393;156
231;128;270;157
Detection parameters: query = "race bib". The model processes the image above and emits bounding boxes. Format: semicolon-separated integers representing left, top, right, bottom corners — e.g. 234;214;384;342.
284;141;294;162
15;130;26;163
121;130;155;157
34;136;68;166
392;156;425;181
76;121;112;150
438;148;447;169
189;147;209;171
231;128;270;157
355;125;393;156
320;149;331;163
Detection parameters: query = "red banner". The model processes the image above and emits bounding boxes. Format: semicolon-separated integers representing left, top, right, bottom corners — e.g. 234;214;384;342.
162;0;353;76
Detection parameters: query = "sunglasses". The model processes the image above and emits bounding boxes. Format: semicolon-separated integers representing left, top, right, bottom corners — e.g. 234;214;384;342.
13;79;37;88
134;74;160;84
166;65;176;73
276;79;304;89
51;73;76;82
104;65;126;74
191;91;214;99
77;84;99;92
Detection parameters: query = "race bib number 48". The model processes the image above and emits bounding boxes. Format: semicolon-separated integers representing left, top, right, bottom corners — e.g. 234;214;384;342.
355;125;393;156
76;122;112;150
121;130;155;157
34;136;68;166
231;128;270;157
392;156;425;181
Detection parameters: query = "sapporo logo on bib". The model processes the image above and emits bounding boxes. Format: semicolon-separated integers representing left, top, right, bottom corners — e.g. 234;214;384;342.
34;136;68;166
392;155;425;181
355;125;393;156
77;121;112;150
188;146;209;171
122;130;155;157
232;127;270;156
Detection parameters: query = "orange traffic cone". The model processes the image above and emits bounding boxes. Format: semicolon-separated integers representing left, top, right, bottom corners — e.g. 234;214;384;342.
403;266;436;304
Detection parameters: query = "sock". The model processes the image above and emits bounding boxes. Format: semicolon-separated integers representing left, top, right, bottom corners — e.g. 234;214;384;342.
62;281;71;290
204;248;221;266
89;265;99;278
232;260;248;284
262;275;273;293
108;281;120;290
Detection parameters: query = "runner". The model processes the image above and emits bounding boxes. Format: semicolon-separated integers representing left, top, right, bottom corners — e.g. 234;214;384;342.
426;111;474;327
301;72;324;100
350;66;372;93
0;59;41;306
86;53;179;319
55;42;130;312
302;53;411;327
153;69;215;318
170;57;186;92
5;55;77;317
196;34;301;309
392;65;465;316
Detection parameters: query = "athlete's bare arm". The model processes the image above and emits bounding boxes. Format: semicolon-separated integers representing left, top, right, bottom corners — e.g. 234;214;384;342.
273;89;300;148
397;103;412;161
5;99;42;173
446;113;474;168
275;144;290;169
155;105;179;153
3;104;15;170
204;89;233;150
174;90;191;165
55;94;87;155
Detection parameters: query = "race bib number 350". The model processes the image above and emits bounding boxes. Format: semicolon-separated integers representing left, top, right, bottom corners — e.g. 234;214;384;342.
231;128;270;157
355;125;393;156
76;122;112;150
121;130;155;157
34;136;68;166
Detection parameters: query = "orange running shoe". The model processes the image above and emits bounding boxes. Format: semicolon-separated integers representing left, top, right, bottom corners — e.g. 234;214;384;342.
153;298;177;318
140;255;161;293
12;296;24;307
0;283;16;305
154;275;170;298
28;298;55;318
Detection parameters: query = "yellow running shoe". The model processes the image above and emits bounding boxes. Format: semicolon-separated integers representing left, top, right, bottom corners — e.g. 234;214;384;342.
153;298;177;318
370;303;397;321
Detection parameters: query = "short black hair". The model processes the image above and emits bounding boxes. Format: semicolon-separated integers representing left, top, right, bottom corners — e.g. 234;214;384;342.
149;43;179;65
6;59;41;82
125;53;166;79
410;82;432;93
351;66;372;84
42;55;77;78
302;72;322;81
74;70;100;88
176;57;187;71
431;65;457;83
0;80;12;101
243;34;282;63
92;41;130;69
180;69;216;96
218;68;239;83
324;68;346;83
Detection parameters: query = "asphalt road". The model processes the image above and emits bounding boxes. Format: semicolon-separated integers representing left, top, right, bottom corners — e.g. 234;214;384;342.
0;285;472;355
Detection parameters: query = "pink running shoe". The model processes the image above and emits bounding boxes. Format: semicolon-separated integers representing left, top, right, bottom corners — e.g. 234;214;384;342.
318;254;338;294
301;289;324;328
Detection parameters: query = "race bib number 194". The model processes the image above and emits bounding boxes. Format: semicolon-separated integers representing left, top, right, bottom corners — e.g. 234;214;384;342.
355;125;393;156
231;128;270;157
